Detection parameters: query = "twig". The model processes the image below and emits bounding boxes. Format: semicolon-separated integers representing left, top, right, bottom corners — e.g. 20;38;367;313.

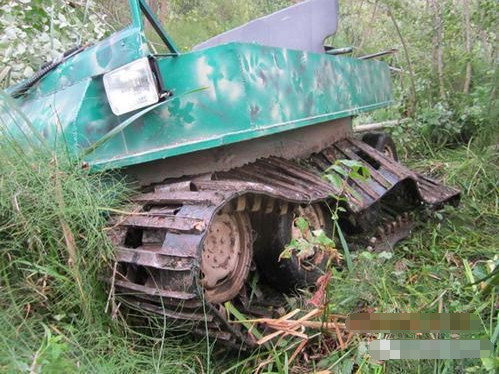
308;272;332;307
103;205;144;231
386;5;417;114
98;206;148;215
194;355;205;374
428;289;447;310
29;345;42;374
288;338;308;366
105;261;118;314
335;321;345;350
255;357;274;374
0;66;11;88
299;321;347;330
278;308;302;320
12;191;20;212
255;309;320;344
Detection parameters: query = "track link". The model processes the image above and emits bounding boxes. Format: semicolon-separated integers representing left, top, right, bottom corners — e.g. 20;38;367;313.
109;138;460;347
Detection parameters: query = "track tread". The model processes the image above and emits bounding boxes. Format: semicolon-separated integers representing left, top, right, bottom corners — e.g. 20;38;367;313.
110;137;460;347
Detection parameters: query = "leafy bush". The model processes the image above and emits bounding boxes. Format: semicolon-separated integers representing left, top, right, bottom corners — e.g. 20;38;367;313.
0;0;109;85
337;0;497;149
416;103;457;147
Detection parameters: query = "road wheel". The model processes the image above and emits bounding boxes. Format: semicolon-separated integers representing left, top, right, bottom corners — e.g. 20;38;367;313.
200;210;253;303
362;132;399;161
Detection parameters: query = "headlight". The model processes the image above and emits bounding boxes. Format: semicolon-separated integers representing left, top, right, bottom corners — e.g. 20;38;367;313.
103;57;159;116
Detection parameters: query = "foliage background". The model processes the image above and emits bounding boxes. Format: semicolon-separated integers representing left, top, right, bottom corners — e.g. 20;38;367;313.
0;0;108;84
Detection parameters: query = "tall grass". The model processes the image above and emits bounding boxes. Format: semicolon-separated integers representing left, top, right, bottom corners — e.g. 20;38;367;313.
0;94;207;373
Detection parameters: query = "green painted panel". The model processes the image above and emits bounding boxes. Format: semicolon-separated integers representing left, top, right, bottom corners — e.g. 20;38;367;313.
84;43;392;169
10;28;392;171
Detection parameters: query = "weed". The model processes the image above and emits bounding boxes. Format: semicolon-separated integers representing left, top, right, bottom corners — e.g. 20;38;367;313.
280;217;339;265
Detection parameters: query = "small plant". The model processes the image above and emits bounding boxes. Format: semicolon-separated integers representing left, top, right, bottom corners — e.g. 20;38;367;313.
14;324;78;374
323;159;370;272
279;216;341;266
278;159;370;272
322;159;370;192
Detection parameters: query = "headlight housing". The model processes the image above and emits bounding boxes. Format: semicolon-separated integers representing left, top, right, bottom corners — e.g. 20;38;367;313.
103;57;159;116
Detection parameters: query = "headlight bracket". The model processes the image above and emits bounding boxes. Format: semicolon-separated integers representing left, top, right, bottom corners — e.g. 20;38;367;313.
149;56;171;99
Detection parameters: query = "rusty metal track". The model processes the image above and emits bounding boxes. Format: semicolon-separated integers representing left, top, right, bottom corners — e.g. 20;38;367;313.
109;137;460;346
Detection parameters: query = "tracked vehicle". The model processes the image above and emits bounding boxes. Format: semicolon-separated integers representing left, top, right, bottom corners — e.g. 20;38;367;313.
6;0;459;347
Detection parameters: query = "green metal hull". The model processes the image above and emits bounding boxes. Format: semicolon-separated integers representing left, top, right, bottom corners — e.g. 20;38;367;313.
9;28;392;171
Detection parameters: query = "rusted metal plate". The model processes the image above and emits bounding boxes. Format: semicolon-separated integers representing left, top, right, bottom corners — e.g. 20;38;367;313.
415;175;460;206
349;139;408;180
265;157;331;190
114;279;197;300
344;138;460;207
154;181;193;193
132;300;213;322
116;215;207;233
329;146;392;189
115;246;193;271
161;233;203;258
231;167;317;200
121;290;202;308
135;191;224;206
259;158;334;197
175;205;222;222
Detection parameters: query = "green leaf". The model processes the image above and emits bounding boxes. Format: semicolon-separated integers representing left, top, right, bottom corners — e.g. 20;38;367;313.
481;357;499;371
330;164;349;177
324;173;343;190
312;229;335;246
295;216;309;233
279;246;293;260
224;301;263;340
359;251;375;260
335;221;353;272
339;159;361;168
377;251;393;260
